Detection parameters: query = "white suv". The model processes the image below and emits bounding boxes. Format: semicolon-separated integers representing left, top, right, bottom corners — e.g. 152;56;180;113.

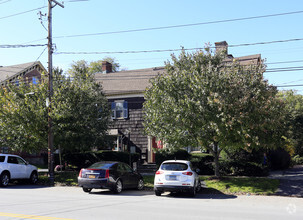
0;154;38;187
154;160;201;197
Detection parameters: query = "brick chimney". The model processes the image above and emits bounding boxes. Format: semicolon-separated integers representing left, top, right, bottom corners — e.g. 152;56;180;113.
215;41;228;54
102;61;112;74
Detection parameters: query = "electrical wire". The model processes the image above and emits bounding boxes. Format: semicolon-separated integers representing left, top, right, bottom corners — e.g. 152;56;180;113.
53;10;303;39
55;38;303;55
0;44;47;48
0;6;47;20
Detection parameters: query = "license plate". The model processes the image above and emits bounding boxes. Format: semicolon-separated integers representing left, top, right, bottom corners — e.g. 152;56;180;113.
168;175;177;180
88;175;96;179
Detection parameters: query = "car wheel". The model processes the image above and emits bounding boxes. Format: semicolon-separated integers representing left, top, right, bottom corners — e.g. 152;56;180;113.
113;179;123;193
0;172;10;187
137;179;144;190
29;171;38;184
155;190;162;196
189;185;196;197
83;187;92;193
196;180;201;193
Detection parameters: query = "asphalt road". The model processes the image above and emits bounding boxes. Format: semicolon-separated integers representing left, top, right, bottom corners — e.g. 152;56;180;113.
0;185;302;220
269;165;303;197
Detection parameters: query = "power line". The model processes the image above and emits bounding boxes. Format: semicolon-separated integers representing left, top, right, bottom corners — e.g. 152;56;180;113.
0;6;47;20
52;10;303;39
55;38;303;55
0;44;48;48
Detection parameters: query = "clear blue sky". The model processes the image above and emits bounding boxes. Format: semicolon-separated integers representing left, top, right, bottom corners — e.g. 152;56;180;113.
1;0;303;93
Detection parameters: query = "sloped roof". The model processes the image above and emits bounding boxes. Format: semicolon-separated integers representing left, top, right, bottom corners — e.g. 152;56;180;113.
95;54;261;98
95;67;165;97
0;61;47;83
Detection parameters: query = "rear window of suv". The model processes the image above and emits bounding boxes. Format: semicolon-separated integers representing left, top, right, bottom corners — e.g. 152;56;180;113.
0;156;5;162
161;162;188;171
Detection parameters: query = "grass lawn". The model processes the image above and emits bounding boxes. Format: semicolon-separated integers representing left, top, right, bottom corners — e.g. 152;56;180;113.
37;171;279;195
201;176;279;195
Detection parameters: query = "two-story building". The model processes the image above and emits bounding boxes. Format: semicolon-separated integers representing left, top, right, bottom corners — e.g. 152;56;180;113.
96;41;261;164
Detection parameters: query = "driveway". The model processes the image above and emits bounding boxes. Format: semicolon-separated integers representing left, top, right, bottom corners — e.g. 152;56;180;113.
269;165;303;197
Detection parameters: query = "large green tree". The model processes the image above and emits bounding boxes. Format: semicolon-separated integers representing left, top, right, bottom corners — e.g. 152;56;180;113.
144;49;287;177
0;67;110;153
278;90;303;156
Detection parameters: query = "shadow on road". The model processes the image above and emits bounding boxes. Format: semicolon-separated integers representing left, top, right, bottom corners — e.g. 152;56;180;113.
87;187;237;199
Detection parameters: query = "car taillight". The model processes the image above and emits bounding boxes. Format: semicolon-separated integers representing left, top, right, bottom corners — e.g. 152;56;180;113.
79;169;83;177
105;169;109;178
182;172;193;176
155;171;163;175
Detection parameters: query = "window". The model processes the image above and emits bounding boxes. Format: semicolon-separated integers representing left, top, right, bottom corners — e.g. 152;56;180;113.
15;80;19;86
161;163;188;171
32;76;38;85
0;156;5;163
111;101;128;119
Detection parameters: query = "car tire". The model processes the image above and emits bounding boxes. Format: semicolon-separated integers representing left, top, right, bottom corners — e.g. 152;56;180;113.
29;171;38;184
0;172;10;187
113;179;123;193
137;179;144;190
155;190;162;196
83;187;92;193
196;180;201;193
189;185;196;197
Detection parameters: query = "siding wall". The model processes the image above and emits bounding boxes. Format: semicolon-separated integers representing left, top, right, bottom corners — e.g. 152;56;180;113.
108;97;148;154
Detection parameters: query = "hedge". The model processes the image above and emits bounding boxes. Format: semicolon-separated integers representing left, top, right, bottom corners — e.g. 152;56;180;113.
63;150;140;169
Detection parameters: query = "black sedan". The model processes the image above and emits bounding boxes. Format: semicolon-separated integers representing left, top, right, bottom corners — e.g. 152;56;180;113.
78;161;144;193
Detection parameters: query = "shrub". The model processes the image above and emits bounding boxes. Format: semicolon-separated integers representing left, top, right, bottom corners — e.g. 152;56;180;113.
268;148;291;170
292;155;303;165
219;160;268;176
63;150;139;169
190;153;214;175
155;149;191;166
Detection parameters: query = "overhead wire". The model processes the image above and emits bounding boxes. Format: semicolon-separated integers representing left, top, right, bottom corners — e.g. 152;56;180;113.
53;10;303;39
0;6;47;20
55;38;303;55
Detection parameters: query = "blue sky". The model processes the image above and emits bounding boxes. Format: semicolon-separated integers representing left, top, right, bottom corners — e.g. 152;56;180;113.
1;0;303;93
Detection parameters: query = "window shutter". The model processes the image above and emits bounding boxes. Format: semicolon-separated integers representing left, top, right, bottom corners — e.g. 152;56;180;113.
123;101;128;119
111;102;116;119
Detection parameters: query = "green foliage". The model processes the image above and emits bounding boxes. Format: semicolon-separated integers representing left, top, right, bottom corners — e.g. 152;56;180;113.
219;160;268;176
268;148;291;170
0;65;111;153
64;150;140;169
190;153;214;175
278;90;303;156
144;48;287;177
154;149;191;166
292;155;303;165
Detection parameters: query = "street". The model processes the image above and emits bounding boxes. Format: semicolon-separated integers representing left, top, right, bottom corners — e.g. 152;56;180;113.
0;185;302;220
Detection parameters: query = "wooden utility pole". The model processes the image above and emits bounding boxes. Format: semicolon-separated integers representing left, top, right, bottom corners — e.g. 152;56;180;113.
48;0;64;186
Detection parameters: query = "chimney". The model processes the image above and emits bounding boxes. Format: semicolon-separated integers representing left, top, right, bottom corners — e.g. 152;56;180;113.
215;41;228;54
102;61;112;74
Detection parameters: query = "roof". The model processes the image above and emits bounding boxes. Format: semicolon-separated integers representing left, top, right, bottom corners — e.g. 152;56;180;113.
95;54;261;99
95;67;165;97
0;61;47;83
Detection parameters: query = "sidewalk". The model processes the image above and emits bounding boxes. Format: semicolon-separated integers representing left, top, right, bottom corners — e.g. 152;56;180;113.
268;165;303;197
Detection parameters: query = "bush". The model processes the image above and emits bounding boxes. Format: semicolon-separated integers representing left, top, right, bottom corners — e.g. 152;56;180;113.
155;149;191;166
292;155;303;165
219;160;268;176
63;150;140;169
190;153;214;175
268;148;291;170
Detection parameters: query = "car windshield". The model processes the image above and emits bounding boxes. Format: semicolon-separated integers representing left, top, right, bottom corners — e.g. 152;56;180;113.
161;162;188;171
0;156;5;162
88;162;114;169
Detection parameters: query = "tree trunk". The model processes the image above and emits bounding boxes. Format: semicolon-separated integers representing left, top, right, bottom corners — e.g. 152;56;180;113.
213;142;220;178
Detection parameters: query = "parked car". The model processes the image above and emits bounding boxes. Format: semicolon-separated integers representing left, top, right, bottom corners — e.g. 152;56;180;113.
78;161;144;193
0;154;38;187
154;160;201;197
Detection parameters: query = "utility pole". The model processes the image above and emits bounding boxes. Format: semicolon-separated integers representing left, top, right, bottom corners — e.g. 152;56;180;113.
48;0;64;186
